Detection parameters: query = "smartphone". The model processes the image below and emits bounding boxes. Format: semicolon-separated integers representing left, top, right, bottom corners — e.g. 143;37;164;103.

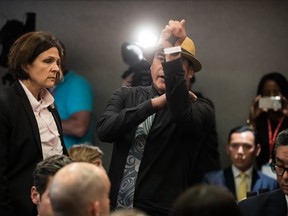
258;96;282;110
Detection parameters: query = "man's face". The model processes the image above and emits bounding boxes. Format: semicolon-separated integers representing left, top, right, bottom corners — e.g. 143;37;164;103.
151;50;166;94
274;146;288;195
227;131;260;172
150;51;193;94
31;176;54;216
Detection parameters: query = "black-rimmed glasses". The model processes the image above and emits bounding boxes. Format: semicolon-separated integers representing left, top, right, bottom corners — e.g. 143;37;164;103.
270;163;288;176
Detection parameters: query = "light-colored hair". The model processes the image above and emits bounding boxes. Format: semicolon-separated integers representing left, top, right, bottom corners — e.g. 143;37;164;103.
68;144;103;166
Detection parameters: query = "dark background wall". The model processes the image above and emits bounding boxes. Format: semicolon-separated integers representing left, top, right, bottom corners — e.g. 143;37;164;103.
0;0;288;170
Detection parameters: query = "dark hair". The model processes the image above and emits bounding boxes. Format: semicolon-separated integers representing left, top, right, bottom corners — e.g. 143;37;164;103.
33;155;73;197
170;184;242;216
8;31;63;82
228;125;255;144
271;129;288;164
256;72;288;98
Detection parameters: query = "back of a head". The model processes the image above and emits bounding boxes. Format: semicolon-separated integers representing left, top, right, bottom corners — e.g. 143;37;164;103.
110;208;149;216
170;184;243;216
68;144;103;166
50;162;109;216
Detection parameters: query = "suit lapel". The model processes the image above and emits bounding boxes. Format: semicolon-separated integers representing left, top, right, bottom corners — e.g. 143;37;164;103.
12;81;42;154
48;105;68;155
224;167;237;198
251;168;259;189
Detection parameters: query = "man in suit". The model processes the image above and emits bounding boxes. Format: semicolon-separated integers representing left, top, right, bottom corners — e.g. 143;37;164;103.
203;125;278;201
238;128;288;216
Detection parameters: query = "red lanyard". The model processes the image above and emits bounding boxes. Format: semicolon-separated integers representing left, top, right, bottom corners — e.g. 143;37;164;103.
267;115;285;157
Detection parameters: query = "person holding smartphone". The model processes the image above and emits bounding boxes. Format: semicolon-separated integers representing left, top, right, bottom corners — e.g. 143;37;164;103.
248;72;288;174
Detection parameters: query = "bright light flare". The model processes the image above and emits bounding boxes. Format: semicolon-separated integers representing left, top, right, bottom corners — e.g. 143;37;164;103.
136;29;158;48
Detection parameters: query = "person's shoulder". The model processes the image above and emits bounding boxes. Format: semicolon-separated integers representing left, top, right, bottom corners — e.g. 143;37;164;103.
257;171;277;183
239;188;282;207
203;169;224;180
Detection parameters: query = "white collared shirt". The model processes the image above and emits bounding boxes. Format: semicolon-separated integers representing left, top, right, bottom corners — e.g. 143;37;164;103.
232;165;253;192
19;80;63;159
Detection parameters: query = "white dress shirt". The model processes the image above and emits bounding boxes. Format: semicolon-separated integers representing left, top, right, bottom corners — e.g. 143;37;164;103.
19;80;63;159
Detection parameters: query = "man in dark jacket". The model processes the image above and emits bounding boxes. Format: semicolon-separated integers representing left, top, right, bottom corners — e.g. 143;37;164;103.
97;19;216;216
238;128;288;216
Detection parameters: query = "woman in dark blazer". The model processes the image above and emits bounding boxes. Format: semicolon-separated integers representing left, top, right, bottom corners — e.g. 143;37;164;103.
0;31;68;216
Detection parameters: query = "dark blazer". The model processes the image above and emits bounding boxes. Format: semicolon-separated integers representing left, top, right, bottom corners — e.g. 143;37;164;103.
203;166;278;199
0;80;67;216
238;188;287;216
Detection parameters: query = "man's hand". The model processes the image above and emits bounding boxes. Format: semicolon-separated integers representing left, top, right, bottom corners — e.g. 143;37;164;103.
151;94;167;109
160;19;187;48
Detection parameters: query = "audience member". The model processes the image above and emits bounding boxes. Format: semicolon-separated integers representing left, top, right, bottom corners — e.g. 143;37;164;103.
50;162;110;216
0;31;67;216
31;155;73;216
51;42;95;149
97;19;215;216
170;184;243;216
203;125;278;201
68;143;103;166
247;72;288;172
110;208;149;216
238;128;288;216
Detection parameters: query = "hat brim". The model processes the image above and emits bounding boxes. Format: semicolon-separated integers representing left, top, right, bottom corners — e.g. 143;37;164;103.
143;46;202;72
181;49;202;72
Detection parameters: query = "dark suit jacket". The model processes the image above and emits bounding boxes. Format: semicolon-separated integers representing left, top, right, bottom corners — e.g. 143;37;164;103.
238;188;287;216
0;80;67;216
203;166;278;199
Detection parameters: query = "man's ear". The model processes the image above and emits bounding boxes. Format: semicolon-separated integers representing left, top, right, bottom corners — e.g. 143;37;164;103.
31;186;40;205
255;143;261;157
90;200;100;216
187;67;194;80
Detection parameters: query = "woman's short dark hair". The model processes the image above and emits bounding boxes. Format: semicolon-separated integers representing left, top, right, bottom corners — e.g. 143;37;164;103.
256;72;288;98
8;31;63;82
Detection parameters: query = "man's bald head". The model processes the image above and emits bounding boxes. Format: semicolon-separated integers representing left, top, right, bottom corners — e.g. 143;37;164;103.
50;162;110;216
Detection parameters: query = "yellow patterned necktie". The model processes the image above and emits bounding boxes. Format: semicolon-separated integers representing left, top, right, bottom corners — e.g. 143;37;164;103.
237;172;247;201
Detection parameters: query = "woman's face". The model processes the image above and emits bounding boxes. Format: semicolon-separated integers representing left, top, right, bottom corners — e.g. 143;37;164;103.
262;80;282;97
25;47;61;90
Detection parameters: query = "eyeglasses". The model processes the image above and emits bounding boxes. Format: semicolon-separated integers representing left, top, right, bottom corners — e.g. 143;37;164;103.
270;163;288;176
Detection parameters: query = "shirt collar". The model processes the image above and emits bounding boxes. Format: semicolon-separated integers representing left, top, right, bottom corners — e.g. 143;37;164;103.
19;80;55;111
232;165;253;178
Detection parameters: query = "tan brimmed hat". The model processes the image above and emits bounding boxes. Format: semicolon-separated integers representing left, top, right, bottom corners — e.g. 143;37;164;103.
143;36;202;72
